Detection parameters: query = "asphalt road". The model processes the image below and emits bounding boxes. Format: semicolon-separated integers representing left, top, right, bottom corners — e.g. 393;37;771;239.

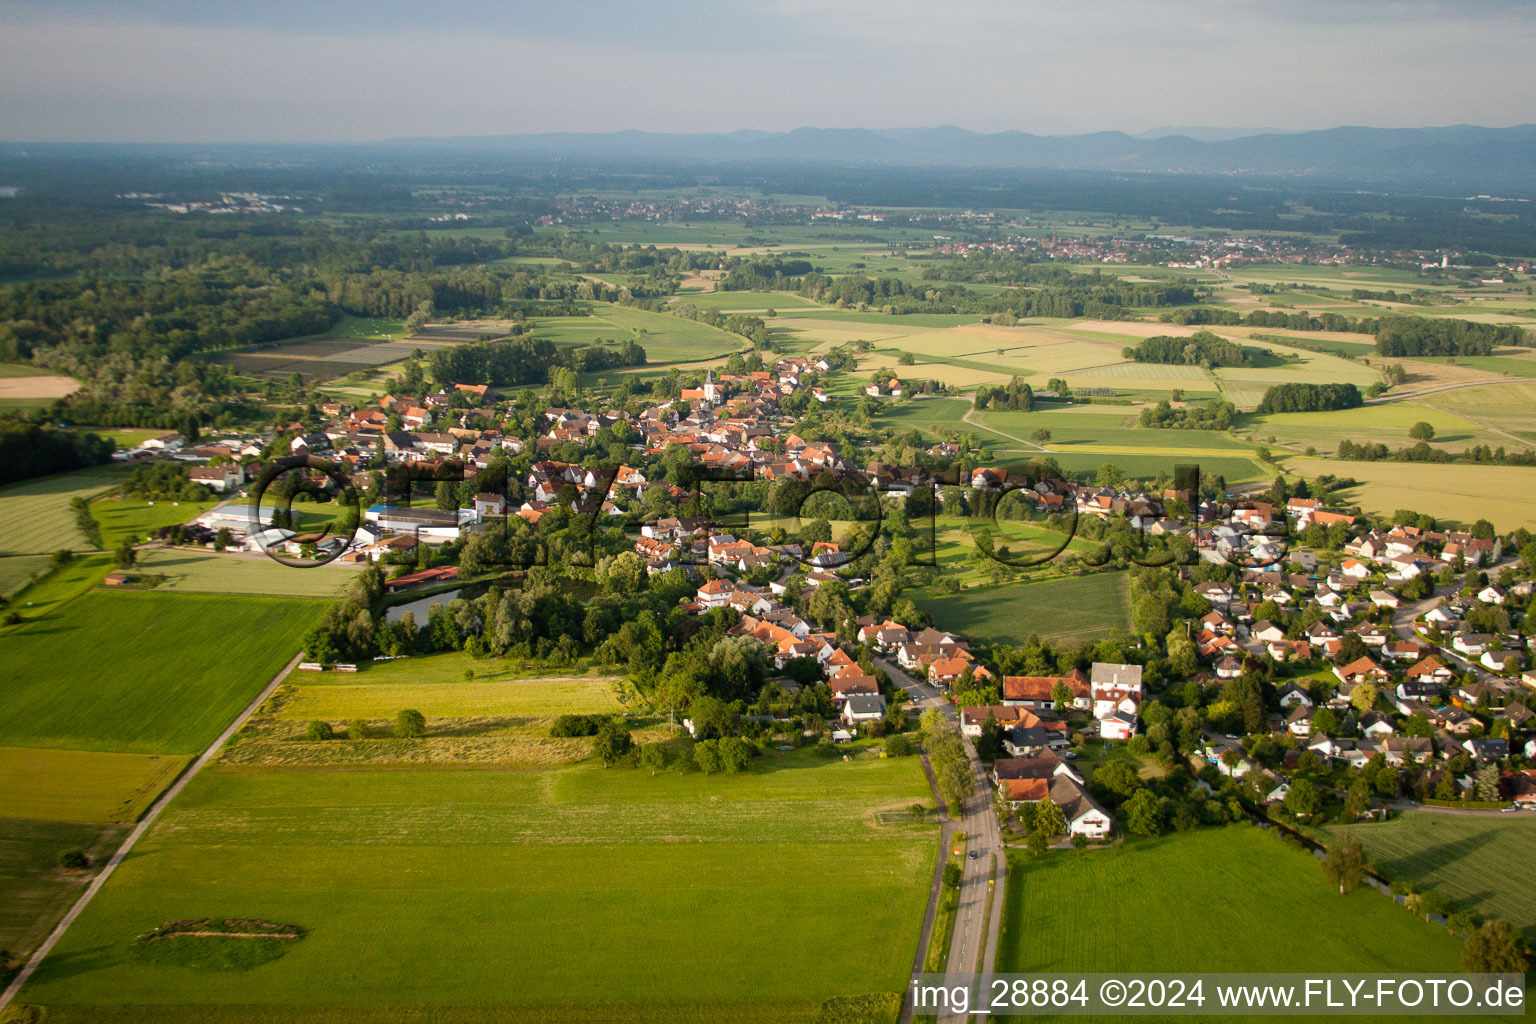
880;658;1007;1024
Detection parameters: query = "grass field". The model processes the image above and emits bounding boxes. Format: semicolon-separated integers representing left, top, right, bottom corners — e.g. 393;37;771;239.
998;826;1464;975
277;677;624;720
560;303;750;363
917;571;1131;646
134;549;362;597
0;746;190;823
17;751;935;1022
1328;812;1536;944
0;362;57;377
666;290;817;311
0;818;126;970
1281;456;1536;531
0;463;130;555
3;551;115;621
92;498;220;549
0;552;52;597
0;590;324;754
1244;403;1496;454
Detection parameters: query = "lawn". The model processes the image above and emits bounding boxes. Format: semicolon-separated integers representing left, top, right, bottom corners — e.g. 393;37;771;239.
998;826;1464;975
16;751;936;1022
0;462;130;555
0;590;325;754
92;498;220;549
133;548;362;597
0;746;190;823
1327;812;1536;944
917;571;1131;646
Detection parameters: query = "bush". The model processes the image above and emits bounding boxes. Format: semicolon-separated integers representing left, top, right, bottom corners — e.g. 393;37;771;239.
347;719;369;740
885;733;917;757
304;720;334;741
549;714;605;738
942;862;963;889
57;848;90;870
394;708;427;738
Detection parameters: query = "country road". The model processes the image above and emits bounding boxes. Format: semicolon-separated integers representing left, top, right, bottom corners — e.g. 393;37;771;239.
961;406;1051;453
0;652;304;1013
1366;377;1514;403
881;658;1006;1024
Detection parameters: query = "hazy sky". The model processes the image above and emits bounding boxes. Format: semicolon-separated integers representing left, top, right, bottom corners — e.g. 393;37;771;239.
0;0;1532;142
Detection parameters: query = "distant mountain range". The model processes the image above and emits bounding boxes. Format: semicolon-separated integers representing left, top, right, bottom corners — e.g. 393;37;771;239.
381;124;1536;190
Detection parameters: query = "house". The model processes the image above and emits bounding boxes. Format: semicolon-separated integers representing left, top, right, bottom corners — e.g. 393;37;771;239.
1214;656;1243;679
1051;775;1112;839
1405;655;1454;685
187;463;243;492
1359;711;1396;739
473;492;507;517
1276;683;1313;708
1482;649;1523;674
1099;710;1137;741
841;693;887;726
1002;673;1090;710
1335;656;1388;687
1463;736;1509;762
828;673;880;703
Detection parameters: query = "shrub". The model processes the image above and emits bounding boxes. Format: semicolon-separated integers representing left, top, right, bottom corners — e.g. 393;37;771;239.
549;714;605;738
304;720;334;741
885;733;917;757
57;848;90;870
394;708;427;738
347;719;369;740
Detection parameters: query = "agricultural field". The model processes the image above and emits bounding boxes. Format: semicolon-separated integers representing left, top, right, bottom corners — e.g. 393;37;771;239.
1280;456;1536;531
92;498;220;549
1243;402;1503;455
133;548;362;597
0;373;79;411
0;818;127;973
15;749;936;1023
1430;379;1536;445
917;571;1131;646
1327;813;1536;944
0;552;51;598
1;552;114;622
212;336;414;382
277;676;623;720
0;589;325;754
0;746;190;823
666;290;817;311
998;826;1464;976
0;462;129;555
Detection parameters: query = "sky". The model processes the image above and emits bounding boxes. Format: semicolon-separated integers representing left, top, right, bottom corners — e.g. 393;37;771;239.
0;0;1532;142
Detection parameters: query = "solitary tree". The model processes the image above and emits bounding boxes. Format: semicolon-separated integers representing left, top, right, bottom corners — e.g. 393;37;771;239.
638;743;668;774
394;708;427;738
305;720;334;741
594;719;634;767
1322;833;1370;894
1409;421;1436;441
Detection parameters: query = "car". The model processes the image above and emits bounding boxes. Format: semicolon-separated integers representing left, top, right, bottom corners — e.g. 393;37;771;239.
1063;751;1077;760
967;850;979;859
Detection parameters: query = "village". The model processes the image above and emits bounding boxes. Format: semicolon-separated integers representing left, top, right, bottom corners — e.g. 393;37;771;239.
97;344;1536;844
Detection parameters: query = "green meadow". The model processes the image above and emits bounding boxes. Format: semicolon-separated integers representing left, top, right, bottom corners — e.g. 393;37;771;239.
17;750;936;1023
917;571;1131;646
0;590;324;754
999;826;1464;974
